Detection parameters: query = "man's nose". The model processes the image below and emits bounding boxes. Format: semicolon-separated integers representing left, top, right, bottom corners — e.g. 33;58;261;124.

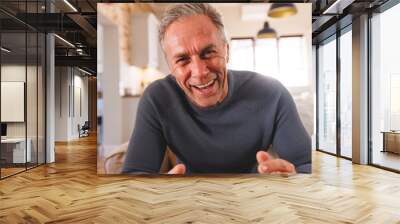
190;56;209;78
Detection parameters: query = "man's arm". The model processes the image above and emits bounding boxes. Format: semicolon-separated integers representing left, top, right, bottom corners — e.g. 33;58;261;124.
271;85;312;173
122;94;166;174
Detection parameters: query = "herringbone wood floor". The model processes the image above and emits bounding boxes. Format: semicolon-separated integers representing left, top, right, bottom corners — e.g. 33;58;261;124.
1;135;400;223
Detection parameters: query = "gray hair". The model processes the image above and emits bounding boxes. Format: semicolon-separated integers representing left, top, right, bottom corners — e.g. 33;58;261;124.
159;3;227;47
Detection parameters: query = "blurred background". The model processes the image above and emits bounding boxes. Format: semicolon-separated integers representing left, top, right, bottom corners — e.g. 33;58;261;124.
96;3;313;174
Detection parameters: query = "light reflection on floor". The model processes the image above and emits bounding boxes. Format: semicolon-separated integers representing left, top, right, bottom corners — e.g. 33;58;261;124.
372;151;400;171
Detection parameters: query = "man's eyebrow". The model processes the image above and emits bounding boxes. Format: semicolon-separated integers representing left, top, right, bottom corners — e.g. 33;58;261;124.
173;52;189;60
172;44;217;60
200;44;217;55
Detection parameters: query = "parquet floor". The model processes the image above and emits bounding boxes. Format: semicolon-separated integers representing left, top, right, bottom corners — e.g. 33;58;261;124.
1;167;26;178
1;135;400;223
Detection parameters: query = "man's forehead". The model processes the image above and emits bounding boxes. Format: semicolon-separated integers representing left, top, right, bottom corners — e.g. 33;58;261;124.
164;15;218;41
163;15;221;56
168;14;216;30
171;43;217;58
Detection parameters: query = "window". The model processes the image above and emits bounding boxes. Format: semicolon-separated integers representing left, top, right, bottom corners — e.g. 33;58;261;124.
316;26;353;159
229;36;308;87
278;37;308;87
254;38;278;78
0;1;47;179
371;2;400;171
339;28;352;158
317;36;337;155
229;39;254;72
390;74;400;130
230;35;313;138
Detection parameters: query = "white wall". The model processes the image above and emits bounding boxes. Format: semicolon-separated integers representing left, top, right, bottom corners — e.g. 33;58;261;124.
54;67;89;141
98;18;124;153
55;66;69;141
1;64;46;163
72;74;89;138
1;65;36;137
121;97;140;143
98;11;168;157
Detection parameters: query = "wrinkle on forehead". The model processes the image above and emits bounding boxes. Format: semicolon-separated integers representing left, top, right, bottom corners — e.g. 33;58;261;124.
163;15;223;58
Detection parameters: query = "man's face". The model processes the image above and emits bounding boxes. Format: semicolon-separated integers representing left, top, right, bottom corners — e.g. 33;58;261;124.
163;15;229;108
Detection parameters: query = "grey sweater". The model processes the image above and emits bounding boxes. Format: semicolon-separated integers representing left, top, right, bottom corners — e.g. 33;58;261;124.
122;70;311;174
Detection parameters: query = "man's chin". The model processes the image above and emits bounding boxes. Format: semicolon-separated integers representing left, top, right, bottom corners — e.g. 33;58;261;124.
186;85;225;108
191;96;220;108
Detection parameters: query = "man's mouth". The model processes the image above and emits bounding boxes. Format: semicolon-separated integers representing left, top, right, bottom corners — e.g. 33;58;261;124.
188;78;219;97
190;78;217;90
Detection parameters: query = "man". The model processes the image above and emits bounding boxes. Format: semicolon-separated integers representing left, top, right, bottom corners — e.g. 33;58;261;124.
122;3;311;175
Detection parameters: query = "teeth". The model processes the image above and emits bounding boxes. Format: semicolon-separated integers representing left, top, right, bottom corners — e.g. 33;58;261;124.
194;79;215;89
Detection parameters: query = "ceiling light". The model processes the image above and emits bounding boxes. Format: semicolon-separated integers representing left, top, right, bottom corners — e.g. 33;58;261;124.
54;34;75;48
1;47;11;53
78;67;92;76
63;0;78;12
257;22;277;39
322;0;355;15
323;0;341;14
268;3;298;18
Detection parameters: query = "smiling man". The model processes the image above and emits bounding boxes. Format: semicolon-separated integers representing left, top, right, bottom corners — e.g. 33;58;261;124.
122;3;311;175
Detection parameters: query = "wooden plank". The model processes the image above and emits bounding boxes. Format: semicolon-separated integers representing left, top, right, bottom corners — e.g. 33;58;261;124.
0;135;400;223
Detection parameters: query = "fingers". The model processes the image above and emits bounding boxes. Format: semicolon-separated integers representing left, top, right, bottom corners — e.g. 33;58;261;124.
258;158;296;174
256;151;271;164
167;164;186;174
256;150;296;175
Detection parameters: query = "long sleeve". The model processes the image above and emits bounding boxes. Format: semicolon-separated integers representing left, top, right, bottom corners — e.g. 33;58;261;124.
271;85;312;173
122;92;166;174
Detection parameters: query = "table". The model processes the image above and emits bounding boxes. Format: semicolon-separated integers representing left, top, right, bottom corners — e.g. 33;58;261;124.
381;131;400;154
1;138;31;164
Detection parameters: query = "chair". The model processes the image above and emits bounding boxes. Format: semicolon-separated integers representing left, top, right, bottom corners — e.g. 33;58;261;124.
103;143;177;174
79;121;90;138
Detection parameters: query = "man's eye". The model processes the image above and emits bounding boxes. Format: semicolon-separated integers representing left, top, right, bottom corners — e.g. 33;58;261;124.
202;50;216;59
176;58;189;64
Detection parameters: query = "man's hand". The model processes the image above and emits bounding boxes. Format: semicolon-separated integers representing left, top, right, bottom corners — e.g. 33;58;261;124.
167;164;186;174
256;151;296;175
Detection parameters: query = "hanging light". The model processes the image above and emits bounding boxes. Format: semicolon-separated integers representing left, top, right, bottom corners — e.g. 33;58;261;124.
1;47;11;53
257;22;277;39
54;34;75;48
63;0;78;12
268;3;298;18
78;67;92;76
